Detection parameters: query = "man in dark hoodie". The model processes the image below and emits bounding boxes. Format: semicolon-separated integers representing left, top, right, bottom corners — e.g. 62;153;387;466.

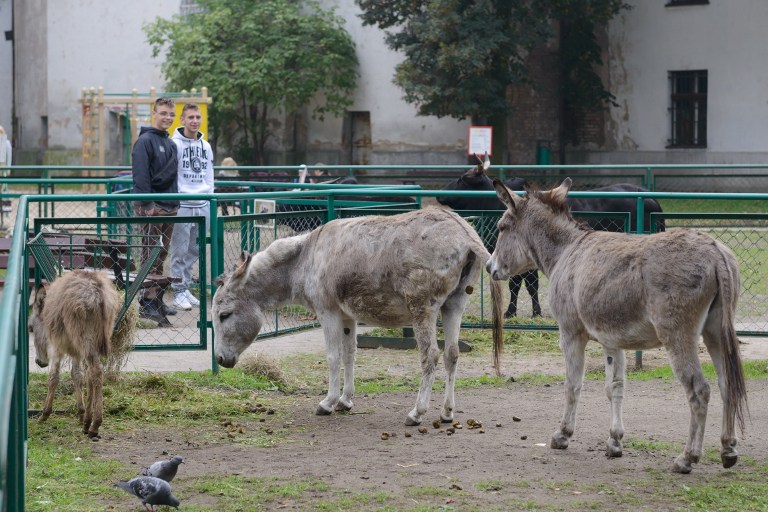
132;97;180;322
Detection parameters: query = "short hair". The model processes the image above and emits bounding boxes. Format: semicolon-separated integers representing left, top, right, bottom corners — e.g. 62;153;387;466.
182;103;200;116
221;157;237;166
155;97;175;110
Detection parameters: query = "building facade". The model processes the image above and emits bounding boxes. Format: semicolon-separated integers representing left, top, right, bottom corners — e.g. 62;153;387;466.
1;1;767;167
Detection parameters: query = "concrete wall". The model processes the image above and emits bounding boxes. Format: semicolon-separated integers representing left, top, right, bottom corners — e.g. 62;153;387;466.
585;0;768;164
0;0;11;142
13;0;177;164
304;1;471;166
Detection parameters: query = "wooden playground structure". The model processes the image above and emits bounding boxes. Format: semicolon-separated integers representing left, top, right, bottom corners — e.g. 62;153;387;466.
80;86;213;168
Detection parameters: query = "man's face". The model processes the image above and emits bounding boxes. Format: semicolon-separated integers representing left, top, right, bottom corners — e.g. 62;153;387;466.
182;108;202;136
153;104;175;131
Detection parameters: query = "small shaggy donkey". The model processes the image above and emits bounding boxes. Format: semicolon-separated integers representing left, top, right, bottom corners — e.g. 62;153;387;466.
29;270;125;440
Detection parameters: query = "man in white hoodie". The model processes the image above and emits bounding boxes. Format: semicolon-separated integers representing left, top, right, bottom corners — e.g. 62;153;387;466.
169;103;214;310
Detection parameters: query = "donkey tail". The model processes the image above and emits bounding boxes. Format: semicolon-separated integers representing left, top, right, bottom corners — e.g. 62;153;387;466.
716;242;748;434
490;275;504;377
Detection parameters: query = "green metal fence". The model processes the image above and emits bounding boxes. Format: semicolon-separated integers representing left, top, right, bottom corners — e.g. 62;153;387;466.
3;169;768;511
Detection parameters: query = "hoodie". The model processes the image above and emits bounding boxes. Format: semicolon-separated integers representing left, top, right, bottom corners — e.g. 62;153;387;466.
131;126;179;209
172;127;214;208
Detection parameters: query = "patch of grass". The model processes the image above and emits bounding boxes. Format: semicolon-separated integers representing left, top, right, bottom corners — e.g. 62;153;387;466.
475;480;506;492
27;427;123;512
670;469;768;511
512;372;564;386
28;370;287;429
585;358;768;382
624;437;681;454
660;198;768;214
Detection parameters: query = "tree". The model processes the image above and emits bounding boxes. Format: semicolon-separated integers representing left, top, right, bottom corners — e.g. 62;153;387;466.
356;0;629;160
145;0;358;165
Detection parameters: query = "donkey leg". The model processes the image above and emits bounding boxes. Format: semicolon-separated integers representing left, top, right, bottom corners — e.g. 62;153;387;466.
85;355;104;440
603;347;626;458
71;360;85;424
406;316;439;426
551;331;588;450
317;317;344;415
336;319;357;412
668;339;711;474
40;356;62;422
702;321;738;469
439;302;466;423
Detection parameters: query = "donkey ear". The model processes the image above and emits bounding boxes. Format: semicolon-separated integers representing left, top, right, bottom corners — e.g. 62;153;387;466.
482;152;490;172
232;252;253;280
493;178;521;211
31;284;47;308
548;178;572;206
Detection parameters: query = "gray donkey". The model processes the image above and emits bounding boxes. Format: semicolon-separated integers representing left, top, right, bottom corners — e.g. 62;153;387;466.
213;207;504;426
486;178;747;474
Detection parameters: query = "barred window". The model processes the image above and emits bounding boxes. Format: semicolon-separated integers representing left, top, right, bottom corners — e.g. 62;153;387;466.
666;1;709;6
668;70;708;148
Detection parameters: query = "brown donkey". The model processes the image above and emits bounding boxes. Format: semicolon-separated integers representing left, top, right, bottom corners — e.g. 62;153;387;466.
29;270;121;440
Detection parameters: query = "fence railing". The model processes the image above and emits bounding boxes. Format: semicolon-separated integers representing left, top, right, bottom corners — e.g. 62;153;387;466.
3;169;768;511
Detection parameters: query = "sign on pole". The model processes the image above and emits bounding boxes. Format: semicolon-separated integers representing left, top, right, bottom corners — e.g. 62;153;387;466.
468;126;492;156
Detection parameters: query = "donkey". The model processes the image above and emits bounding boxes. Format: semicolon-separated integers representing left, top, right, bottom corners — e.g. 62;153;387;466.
28;270;121;440
486;178;748;474
438;156;665;318
213;207;504;425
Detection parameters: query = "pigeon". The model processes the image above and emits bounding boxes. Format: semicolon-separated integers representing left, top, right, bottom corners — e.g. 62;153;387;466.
113;476;180;511
139;455;184;482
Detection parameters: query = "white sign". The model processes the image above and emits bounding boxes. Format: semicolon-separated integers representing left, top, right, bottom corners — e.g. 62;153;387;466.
468;126;493;156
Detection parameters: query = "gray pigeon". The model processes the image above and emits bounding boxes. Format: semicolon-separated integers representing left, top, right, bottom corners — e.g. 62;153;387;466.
139;455;184;482
113;476;180;511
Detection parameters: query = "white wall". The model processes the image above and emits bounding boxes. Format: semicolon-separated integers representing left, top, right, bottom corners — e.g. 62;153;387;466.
311;1;470;163
604;0;768;161
0;0;12;141
45;1;178;150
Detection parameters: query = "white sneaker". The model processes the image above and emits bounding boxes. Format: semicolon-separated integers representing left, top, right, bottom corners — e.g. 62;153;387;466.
173;292;192;311
184;289;200;307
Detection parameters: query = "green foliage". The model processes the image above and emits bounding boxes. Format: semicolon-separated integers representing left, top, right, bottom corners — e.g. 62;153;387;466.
356;0;628;125
145;0;358;164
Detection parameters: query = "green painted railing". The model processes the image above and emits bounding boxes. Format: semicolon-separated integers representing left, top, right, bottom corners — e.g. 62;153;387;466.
3;169;768;510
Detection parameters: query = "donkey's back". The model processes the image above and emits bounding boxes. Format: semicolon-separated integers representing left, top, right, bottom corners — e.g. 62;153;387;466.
303;207;490;326
552;229;737;347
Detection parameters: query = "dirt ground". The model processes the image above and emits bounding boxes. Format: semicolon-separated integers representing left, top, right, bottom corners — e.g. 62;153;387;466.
92;344;768;511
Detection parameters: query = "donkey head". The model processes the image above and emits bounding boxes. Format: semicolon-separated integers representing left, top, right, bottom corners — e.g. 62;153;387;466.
212;251;265;368
437;153;495;209
486;178;572;280
28;284;51;368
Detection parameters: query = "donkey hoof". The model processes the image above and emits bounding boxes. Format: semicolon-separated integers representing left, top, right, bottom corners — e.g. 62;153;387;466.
440;416;453;424
335;402;352;412
88;433;101;442
606;445;623;458
405;415;421;426
550;433;570;450
722;452;738;469
315;405;333;416
672;455;693;474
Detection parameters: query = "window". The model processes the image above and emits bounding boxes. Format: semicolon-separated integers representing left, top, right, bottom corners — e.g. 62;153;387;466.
666;0;709;6
668;70;707;148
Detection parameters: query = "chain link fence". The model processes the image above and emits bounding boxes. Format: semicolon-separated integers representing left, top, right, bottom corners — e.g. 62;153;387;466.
4;173;768;349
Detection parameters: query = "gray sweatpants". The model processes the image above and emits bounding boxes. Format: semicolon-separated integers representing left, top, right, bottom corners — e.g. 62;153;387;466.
170;204;210;293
